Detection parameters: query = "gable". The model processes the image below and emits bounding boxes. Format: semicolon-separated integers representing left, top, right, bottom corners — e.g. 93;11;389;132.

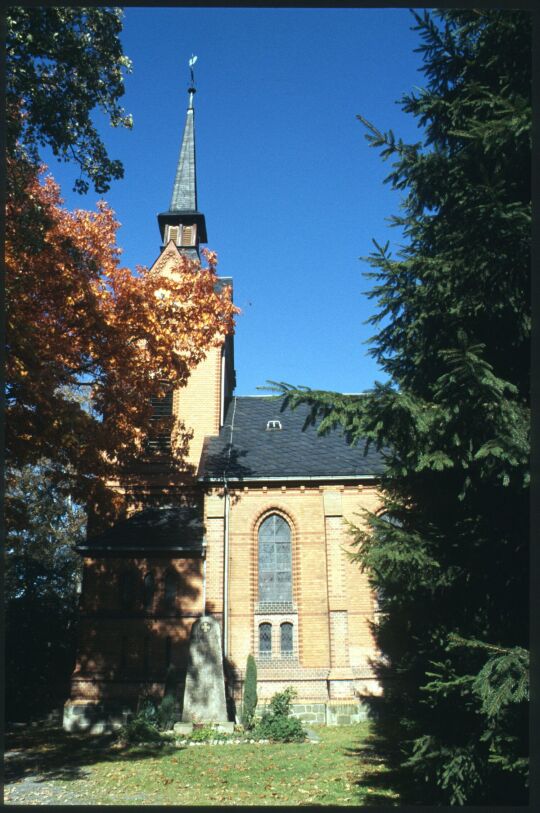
148;240;186;279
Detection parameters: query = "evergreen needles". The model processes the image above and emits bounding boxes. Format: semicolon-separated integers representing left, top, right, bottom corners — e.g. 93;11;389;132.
276;8;530;805
242;654;258;730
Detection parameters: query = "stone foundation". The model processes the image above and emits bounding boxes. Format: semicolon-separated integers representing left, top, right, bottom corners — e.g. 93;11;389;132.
325;701;369;725
63;701;132;734
233;672;378;707
255;699;369;726
64;697;369;734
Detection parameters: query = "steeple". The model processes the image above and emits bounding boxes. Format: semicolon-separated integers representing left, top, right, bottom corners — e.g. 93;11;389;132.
157;56;207;259
170;87;197;212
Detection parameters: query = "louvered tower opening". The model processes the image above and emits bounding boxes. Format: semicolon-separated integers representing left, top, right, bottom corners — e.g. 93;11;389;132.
147;389;173;454
167;225;180;245
166;224;196;247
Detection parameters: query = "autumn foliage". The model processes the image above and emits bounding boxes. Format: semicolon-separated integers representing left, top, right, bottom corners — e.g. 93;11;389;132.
6;159;238;506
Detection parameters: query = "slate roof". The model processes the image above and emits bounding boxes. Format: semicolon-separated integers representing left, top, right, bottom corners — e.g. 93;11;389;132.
170;99;197;211
199;396;385;481
78;506;205;555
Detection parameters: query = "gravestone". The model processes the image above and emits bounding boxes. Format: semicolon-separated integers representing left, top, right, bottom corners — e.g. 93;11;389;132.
182;615;229;723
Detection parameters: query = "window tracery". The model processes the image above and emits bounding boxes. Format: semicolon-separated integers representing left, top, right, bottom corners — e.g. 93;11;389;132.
280;622;293;654
258;514;292;604
259;622;272;656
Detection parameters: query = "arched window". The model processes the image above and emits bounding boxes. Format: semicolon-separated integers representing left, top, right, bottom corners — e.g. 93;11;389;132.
259;623;272;656
164;571;177;610
143;572;155;610
119;571;138;610
258;514;292;603
280;622;293;655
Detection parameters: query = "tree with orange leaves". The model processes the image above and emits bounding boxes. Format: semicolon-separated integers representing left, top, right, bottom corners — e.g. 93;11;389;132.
6;8;238;508
5;7;237;721
6;160;237;508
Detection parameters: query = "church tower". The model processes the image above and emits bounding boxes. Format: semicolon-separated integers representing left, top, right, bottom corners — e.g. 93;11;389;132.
147;69;235;471
63;65;235;731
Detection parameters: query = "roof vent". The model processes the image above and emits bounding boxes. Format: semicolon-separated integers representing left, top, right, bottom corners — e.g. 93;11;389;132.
266;420;282;431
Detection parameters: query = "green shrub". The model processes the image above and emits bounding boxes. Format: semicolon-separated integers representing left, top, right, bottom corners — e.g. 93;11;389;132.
254;687;306;743
157;694;176;730
268;686;296;717
136;694;158;723
256;713;306;742
242;654;258;730
121;716;162;745
186;725;230;742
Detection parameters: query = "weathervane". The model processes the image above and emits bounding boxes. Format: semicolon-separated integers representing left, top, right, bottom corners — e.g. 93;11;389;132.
188;54;198;87
187;54;198;109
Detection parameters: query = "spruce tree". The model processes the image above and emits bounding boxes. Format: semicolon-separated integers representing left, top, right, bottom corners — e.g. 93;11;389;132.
277;8;530;805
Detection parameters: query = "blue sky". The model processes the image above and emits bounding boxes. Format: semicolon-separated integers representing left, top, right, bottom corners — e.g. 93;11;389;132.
45;7;427;395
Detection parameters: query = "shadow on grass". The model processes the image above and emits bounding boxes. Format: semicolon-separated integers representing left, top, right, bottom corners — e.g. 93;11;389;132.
344;730;405;807
344;730;529;807
4;724;181;786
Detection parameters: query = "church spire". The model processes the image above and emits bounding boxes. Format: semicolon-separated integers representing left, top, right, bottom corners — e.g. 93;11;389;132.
157;55;207;259
170;78;197;211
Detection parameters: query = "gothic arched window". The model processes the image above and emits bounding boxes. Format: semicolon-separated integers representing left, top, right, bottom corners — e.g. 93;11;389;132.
143;572;155;610
258;514;292;603
280;622;293;654
259;623;272;656
164;571;177;610
119;570;139;610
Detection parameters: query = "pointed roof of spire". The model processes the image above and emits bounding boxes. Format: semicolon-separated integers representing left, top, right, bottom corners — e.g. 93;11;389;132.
157;58;207;250
170;87;197;212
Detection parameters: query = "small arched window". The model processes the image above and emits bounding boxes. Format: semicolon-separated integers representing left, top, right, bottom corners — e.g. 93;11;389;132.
280;622;293;655
258;514;292;603
259;623;272;656
143;572;155;610
164;572;177;610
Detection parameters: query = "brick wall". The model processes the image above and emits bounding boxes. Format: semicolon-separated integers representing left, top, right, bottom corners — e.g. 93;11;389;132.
70;308;382;714
341;487;380;672
206;482;381;704
175;345;222;470
71;555;204;705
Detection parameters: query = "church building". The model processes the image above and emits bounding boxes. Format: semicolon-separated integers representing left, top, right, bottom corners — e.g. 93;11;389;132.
63;77;384;732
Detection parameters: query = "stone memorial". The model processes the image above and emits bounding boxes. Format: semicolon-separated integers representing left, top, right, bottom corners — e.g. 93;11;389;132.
182;615;229;724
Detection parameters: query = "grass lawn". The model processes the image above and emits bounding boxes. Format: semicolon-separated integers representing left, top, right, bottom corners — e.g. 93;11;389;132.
5;722;400;806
